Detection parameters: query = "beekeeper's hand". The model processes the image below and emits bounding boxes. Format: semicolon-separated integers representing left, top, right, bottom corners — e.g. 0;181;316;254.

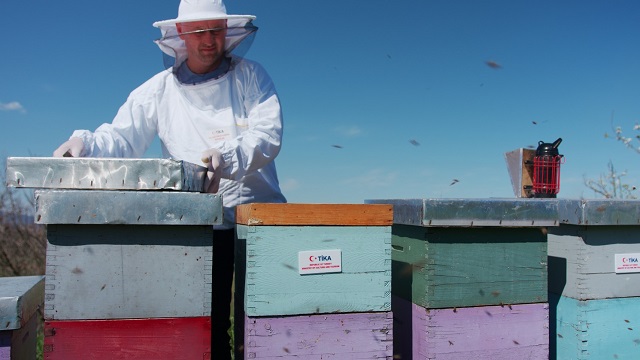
53;137;84;157
201;148;225;193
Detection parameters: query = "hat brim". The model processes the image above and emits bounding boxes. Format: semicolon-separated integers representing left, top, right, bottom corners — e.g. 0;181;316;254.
153;14;255;28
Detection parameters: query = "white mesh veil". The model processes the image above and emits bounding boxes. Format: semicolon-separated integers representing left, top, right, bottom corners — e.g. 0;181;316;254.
153;0;258;70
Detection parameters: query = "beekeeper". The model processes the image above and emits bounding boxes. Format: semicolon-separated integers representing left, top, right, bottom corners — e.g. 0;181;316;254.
53;0;286;357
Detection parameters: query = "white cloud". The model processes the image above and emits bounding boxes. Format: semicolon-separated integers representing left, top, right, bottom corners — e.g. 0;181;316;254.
280;178;300;192
334;125;362;137
0;101;25;113
342;168;397;189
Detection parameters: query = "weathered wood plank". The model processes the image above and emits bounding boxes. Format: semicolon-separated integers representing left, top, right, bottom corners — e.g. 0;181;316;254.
392;225;548;308
236;203;393;226
393;295;549;360
241;312;392;359
237;225;391;316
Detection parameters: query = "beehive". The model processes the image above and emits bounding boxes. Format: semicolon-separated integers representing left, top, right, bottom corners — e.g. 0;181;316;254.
234;203;393;359
367;198;556;359
548;199;640;360
8;157;222;359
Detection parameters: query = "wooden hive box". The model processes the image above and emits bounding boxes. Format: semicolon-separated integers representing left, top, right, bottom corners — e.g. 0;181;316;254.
0;276;44;360
393;295;549;359
8;158;222;359
37;190;222;320
234;203;394;359
36;190;222;359
367;198;556;309
242;312;392;359
550;293;640;360
548;199;640;360
234;203;393;317
548;199;640;300
43;317;211;360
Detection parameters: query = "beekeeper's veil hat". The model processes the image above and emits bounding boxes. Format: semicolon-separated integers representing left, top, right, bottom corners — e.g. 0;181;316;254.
153;0;257;70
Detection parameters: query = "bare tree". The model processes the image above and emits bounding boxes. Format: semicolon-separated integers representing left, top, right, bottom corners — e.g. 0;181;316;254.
584;114;638;199
607;123;640;154
584;161;637;199
0;159;46;276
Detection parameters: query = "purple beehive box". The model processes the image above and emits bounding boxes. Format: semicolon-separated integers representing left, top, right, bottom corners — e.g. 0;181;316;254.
242;312;392;359
393;295;549;359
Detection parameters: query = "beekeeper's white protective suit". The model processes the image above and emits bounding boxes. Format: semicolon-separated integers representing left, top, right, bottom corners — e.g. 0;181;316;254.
61;1;286;228
52;2;287;358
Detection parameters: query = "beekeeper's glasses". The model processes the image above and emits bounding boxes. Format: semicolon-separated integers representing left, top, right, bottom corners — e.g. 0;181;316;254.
160;27;227;41
179;27;226;38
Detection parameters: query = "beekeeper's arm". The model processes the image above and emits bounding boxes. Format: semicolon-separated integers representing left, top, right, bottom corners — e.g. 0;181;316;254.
53;93;157;158
202;62;283;193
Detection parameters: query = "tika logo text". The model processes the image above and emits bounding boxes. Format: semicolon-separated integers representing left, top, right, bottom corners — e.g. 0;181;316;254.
298;249;342;275
309;255;333;262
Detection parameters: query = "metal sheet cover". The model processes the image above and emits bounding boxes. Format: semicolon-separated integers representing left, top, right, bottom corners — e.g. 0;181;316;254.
35;190;223;225
6;157;206;192
368;198;559;227
558;199;640;226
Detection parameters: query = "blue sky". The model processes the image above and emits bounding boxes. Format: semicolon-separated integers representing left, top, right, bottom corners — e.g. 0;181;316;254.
1;0;639;203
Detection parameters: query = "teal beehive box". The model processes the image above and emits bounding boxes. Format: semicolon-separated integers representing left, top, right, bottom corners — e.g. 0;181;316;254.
235;203;393;317
367;198;557;309
551;293;640;360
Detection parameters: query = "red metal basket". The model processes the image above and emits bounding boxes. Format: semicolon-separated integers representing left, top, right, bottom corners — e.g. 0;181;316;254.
532;155;565;196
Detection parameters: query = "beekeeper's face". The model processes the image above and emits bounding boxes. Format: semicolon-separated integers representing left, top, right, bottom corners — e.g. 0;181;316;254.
177;19;227;74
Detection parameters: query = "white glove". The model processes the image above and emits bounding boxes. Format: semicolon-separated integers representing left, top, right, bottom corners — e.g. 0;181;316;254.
201;148;225;193
53;137;85;157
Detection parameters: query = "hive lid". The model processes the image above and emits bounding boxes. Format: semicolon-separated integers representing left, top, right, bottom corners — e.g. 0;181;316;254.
366;198;559;227
6;157;206;192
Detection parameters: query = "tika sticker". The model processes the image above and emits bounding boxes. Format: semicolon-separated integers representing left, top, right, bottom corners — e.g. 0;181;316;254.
209;127;234;142
615;253;640;274
298;249;342;275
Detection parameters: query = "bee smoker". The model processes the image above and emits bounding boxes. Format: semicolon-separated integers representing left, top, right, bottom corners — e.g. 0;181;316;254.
531;138;564;198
